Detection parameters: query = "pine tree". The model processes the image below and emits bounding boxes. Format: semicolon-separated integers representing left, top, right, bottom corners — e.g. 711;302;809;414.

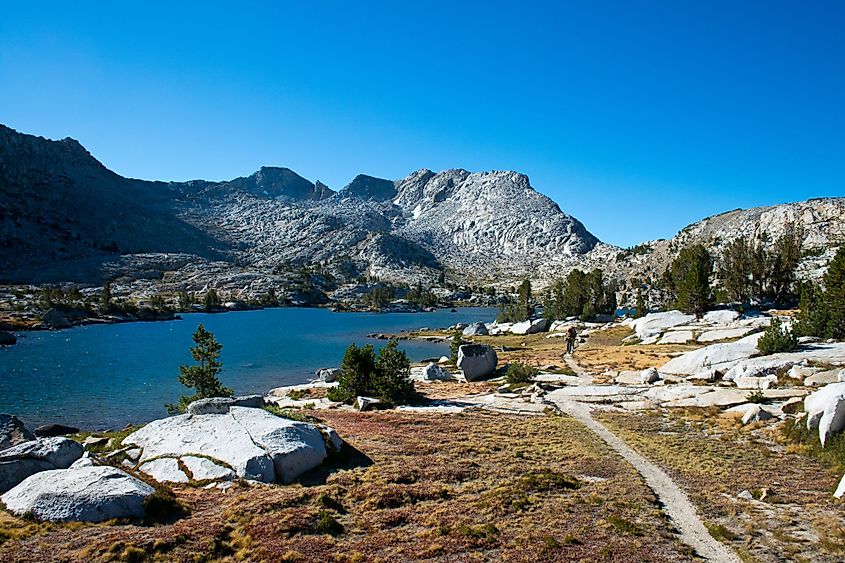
823;246;845;340
667;245;712;317
167;324;232;414
634;288;647;318
203;288;220;311
100;281;113;310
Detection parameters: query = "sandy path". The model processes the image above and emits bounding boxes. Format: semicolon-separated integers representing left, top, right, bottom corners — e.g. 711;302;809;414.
554;355;741;562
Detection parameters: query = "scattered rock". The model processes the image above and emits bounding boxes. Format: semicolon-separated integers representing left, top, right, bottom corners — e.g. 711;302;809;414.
186;395;266;415
462;322;489;336
82;436;110;449
510;318;549;335
1;466;154;522
315;368;341;383
781;397;804;414
437;356;450;364
456;344;498;381
741;405;773;425
410;362;452;381
125;406;330;484
805;370;841;387
738;489;754;501
0;414;34;451
640;367;661;384
41;308;72;329
0;437;84;493
354;396;381;411
35;423;80;437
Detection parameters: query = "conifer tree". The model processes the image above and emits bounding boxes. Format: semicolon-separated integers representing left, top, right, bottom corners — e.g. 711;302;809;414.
166;324;232;414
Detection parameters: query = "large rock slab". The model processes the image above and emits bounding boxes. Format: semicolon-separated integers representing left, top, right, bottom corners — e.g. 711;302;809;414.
1;466;153;522
35;423;80;437
124;407;329;484
697;328;751;343
0;437;83;493
661;333;763;376
702;310;741;324
629;311;695;340
314;368;340;383
0;414;34;451
457;344;498;381
658;330;694;345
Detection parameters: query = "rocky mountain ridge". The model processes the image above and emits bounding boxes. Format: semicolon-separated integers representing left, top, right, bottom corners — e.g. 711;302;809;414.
1;124;842;299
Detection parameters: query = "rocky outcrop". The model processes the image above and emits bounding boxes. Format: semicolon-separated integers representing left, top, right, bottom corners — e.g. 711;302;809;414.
1;466;153;522
41;309;72;329
314;368;341;383
457;344;498;381
0;437;83;493
462;322;489;337
511;318;550;335
0;414;34;451
124;407;336;484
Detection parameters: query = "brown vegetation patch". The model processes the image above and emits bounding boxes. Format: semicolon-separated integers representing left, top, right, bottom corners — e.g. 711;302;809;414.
1;411;693;561
573;326;700;373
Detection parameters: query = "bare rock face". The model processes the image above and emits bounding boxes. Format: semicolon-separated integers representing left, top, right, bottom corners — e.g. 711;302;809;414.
1;466;153;522
457;344;498;381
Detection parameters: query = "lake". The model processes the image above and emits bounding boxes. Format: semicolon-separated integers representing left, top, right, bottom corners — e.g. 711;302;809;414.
0;307;496;430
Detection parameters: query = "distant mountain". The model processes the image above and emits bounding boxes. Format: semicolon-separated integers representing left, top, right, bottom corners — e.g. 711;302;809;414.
0;125;603;285
1;124;842;295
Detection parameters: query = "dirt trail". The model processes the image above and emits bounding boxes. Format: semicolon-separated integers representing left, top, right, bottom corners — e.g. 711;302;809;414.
554;355;741;563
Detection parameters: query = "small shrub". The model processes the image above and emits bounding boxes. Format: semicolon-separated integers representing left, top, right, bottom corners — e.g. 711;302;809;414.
706;522;738;542
449;331;463;363
312;510;343;536
142;481;187;524
756;318;798;355
505;362;539;384
606;514;643;536
745;390;768;404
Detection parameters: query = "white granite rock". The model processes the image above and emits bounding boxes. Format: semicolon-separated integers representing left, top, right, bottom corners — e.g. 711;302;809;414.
1;466;153;522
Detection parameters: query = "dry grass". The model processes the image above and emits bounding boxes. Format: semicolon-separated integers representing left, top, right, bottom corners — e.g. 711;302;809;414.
597;409;845;562
573;326;700;373
1;411;693;562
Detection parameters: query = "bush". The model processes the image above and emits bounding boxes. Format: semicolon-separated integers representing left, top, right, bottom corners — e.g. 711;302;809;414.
327;340;416;406
450;331;464;363
505;362;538;384
756;318;798;355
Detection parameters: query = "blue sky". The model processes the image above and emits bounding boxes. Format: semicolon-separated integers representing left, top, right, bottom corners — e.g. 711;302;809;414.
1;1;843;247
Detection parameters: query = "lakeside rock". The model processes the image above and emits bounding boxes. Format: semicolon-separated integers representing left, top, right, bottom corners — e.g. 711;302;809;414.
1;465;153;522
0;331;15;345
35;423;81;437
186;395;266;415
511;318;550;335
0;437;83;493
124;406;334;484
41;308;72;329
457;344;498;381
0;414;34;450
462;321;489;336
315;368;341;383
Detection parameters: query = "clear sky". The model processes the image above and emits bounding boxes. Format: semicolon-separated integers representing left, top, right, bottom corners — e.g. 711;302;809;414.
1;1;843;247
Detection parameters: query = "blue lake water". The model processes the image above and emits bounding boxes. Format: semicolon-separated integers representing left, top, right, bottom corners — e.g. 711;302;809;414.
0;307;496;430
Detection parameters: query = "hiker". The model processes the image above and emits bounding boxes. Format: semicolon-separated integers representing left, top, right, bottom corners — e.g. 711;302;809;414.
565;326;577;354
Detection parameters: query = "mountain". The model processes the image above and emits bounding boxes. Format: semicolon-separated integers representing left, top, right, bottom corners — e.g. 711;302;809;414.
1;124;842;297
0;125;603;286
609;197;845;297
